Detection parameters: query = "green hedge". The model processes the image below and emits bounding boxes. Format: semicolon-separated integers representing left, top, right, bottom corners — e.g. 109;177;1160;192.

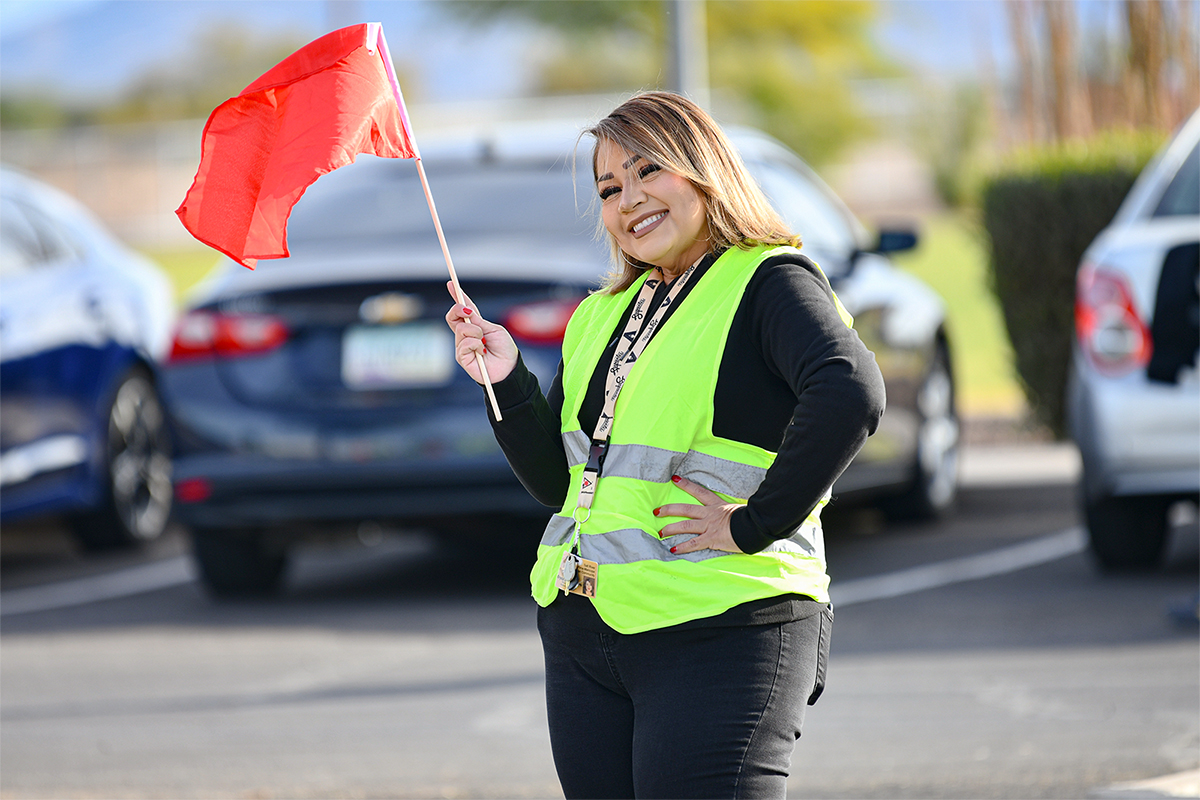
979;131;1165;437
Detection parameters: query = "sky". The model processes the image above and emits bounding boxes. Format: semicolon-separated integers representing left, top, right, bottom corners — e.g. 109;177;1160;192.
0;0;1136;111
0;0;540;104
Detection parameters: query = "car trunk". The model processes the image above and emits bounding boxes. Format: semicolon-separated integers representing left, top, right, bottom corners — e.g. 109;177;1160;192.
204;278;583;413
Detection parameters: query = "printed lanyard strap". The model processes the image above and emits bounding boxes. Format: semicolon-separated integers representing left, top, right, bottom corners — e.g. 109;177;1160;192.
575;258;702;513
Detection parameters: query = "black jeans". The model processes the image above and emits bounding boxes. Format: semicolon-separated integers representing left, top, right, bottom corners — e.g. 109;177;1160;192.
537;603;831;799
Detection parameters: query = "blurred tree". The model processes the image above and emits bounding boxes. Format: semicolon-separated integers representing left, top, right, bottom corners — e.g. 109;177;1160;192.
1045;0;1091;139
95;25;310;125
450;0;895;166
999;0;1197;148
0;91;78;130
0;25;306;129
0;23;422;131
707;1;897;165
914;83;988;207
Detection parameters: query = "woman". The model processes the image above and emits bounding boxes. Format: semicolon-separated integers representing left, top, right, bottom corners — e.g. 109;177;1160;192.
445;92;885;799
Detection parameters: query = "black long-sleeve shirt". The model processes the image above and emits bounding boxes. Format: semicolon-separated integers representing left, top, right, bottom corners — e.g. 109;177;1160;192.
486;250;886;554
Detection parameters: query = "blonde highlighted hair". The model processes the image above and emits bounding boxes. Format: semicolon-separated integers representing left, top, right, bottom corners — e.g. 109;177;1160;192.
584;91;800;294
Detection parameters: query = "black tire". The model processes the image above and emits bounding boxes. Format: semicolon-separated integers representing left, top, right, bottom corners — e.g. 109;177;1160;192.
191;528;288;598
70;368;173;551
1084;493;1171;571
882;341;960;521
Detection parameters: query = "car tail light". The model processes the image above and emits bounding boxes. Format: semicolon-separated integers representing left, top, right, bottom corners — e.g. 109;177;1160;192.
174;477;212;503
1076;263;1152;376
168;311;290;362
503;297;584;344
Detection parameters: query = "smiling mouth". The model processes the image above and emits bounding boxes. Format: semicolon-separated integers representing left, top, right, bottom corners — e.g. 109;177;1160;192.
631;212;666;234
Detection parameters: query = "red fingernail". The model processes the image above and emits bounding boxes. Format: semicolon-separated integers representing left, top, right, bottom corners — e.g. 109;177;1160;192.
652;507;660;516
669;546;677;554
463;307;473;315
671;475;681;483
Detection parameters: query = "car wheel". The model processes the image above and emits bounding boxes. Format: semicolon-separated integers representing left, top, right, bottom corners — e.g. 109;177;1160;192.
883;341;960;521
1084;493;1171;570
191;529;288;598
70;369;174;551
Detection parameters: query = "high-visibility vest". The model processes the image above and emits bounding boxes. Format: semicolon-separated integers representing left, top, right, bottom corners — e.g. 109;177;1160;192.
529;244;852;634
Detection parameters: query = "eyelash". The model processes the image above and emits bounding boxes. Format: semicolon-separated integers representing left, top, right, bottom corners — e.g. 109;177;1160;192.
598;164;662;200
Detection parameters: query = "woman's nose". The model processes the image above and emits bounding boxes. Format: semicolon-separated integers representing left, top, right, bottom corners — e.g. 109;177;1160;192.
619;181;646;212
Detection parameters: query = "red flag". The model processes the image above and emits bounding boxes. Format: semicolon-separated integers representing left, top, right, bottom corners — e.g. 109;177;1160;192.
176;23;416;269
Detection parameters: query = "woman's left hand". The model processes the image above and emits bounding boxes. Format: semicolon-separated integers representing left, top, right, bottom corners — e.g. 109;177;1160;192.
654;475;745;555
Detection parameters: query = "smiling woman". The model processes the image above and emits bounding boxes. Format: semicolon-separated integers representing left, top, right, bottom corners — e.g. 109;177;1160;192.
582;93;802;295
594;141;710;280
445;91;886;799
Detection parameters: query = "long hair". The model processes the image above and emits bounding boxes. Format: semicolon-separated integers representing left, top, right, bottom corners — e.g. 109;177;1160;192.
584;91;800;294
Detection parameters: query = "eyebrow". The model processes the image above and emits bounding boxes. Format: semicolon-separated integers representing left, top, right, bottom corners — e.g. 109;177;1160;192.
595;154;644;184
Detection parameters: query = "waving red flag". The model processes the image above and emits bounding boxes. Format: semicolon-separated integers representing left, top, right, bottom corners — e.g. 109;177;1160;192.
175;22;503;418
176;23;416;269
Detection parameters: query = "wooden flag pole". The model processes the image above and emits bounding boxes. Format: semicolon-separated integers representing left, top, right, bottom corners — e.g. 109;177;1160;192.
413;158;504;421
371;25;502;421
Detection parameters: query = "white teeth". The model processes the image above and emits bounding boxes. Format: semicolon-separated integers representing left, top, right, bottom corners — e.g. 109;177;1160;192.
632;212;666;233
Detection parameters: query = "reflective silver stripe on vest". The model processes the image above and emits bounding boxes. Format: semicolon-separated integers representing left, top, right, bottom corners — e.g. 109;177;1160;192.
539;514;824;563
561;431;768;500
564;429;590;467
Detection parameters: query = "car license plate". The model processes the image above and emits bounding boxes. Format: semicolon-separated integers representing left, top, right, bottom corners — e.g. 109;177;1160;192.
341;323;454;390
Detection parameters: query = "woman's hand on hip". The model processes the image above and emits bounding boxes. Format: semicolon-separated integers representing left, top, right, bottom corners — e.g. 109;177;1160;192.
444;281;518;384
655;475;745;555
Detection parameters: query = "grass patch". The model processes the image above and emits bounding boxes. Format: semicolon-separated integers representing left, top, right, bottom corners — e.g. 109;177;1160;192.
139;246;222;304
891;212;1025;417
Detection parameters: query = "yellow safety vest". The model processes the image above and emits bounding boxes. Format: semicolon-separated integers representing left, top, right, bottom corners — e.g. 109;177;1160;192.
530;244;851;633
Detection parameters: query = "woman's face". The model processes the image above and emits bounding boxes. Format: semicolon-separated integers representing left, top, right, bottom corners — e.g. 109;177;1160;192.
595;138;710;278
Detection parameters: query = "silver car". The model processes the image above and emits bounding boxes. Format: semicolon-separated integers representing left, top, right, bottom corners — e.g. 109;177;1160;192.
1068;110;1200;569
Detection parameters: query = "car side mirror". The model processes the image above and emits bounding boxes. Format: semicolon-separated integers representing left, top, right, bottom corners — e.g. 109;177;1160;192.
873;227;919;255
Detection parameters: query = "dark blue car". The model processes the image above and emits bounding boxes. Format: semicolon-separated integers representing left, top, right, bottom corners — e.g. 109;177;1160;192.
160;125;959;597
1;168;176;549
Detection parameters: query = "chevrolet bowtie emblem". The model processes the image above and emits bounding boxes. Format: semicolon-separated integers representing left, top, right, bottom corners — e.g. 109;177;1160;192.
359;292;423;325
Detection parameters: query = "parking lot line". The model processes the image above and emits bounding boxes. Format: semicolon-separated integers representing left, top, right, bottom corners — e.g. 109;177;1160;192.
830;526;1087;607
0;556;196;617
1;527;1090;618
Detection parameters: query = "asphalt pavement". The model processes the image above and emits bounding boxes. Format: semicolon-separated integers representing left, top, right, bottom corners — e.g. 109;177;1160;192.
1;437;1196;799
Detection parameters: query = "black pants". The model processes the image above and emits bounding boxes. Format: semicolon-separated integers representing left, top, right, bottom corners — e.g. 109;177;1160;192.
537;604;831;799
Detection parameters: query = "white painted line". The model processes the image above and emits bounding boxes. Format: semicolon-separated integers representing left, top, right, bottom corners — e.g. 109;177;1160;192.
0;527;1090;617
1090;768;1200;798
830;527;1087;607
0;556;196;617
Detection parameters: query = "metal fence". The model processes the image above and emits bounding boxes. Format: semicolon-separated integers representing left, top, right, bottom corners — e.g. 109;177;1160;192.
3;119;207;247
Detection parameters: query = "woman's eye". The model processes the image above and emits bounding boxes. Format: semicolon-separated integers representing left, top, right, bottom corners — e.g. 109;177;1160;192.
599;185;620;200
638;163;662;179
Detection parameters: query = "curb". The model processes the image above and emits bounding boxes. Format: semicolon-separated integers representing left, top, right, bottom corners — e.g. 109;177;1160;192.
959;441;1081;488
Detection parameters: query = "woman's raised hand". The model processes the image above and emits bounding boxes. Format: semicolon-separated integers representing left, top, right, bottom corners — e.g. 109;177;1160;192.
444;280;519;384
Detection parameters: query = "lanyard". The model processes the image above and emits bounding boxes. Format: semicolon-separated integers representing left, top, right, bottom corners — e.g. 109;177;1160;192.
572;256;703;524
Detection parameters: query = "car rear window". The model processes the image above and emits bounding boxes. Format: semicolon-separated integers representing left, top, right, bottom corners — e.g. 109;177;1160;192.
286;159;596;244
1154;143;1199;217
